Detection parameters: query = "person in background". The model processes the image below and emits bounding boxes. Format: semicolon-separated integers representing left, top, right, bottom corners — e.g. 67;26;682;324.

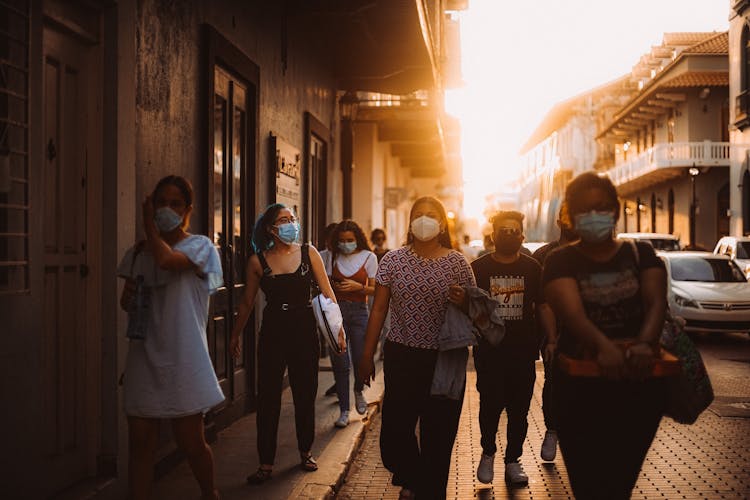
470;211;547;486
229;204;344;485
118;175;223;500
531;202;578;462
543;172;667;499
326;220;378;427
371;228;390;262
477;233;494;257
359;196;475;500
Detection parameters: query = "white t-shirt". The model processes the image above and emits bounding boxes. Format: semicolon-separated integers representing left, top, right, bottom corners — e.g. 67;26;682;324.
333;250;378;278
117;235;225;417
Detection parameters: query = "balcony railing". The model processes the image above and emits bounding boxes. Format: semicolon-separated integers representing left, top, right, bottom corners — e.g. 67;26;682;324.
606;141;734;187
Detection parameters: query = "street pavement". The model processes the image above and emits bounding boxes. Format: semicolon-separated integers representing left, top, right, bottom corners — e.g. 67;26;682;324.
154;332;750;499
153;355;386;500
338;332;750;499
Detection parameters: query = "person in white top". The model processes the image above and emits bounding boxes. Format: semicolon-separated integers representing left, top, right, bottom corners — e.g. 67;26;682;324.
328;220;378;428
118;176;223;500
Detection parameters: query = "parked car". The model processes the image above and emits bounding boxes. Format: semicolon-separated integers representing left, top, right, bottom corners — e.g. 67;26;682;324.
713;235;750;279
659;251;750;334
617;232;681;251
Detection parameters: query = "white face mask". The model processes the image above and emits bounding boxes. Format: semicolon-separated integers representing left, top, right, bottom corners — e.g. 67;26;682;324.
411;215;441;242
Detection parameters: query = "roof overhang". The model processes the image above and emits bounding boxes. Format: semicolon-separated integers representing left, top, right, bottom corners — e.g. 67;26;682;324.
356;105;456;178
295;0;438;95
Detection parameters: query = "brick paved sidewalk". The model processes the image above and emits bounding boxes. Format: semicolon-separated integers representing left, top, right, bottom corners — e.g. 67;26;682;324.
338;354;750;499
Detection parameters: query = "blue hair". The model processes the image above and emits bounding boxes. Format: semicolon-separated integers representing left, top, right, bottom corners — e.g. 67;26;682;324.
252;203;296;253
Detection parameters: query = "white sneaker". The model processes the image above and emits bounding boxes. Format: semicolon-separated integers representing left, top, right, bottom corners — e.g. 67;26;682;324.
355;391;368;415
476;453;495;484
541;430;558;461
334;410;349;428
504;462;528;485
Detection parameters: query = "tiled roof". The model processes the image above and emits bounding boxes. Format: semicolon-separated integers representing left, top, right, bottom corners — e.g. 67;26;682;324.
660;71;728;88
662;32;718;46
683;32;728;55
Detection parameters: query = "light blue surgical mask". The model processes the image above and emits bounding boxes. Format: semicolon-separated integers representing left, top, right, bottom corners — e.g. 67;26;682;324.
338;241;357;254
154;207;183;233
275;222;299;244
574;211;616;243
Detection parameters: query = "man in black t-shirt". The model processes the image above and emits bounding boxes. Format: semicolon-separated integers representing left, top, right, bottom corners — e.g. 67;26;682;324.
471;211;548;486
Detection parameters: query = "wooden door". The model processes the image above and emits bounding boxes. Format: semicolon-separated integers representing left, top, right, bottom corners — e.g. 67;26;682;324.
208;66;254;415
42;25;95;491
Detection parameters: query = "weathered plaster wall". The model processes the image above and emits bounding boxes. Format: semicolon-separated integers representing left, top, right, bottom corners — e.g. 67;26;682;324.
135;0;338;235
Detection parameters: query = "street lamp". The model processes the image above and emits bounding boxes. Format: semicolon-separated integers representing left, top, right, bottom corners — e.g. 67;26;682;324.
689;166;700;248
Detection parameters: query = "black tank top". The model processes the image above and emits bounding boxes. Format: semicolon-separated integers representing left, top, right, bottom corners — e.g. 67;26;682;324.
257;244;313;309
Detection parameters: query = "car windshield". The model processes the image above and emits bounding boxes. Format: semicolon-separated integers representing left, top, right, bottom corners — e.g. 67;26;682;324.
670;257;748;282
645;238;680;251
738;242;750;259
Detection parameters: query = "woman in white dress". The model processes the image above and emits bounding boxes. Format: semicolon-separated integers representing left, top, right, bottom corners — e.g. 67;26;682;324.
118;176;224;500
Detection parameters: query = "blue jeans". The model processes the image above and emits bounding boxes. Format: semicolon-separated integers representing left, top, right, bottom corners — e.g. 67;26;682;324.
329;301;369;411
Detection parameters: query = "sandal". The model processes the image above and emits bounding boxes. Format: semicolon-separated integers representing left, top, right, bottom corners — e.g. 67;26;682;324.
246;467;272;485
300;453;318;472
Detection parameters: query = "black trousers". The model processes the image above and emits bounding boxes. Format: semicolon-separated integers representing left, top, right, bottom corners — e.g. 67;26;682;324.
555;372;665;500
256;307;319;465
541;352;557;431
380;341;464;500
474;346;536;463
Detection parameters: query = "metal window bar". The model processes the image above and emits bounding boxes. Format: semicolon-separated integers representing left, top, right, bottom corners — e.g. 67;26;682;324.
0;0;29;293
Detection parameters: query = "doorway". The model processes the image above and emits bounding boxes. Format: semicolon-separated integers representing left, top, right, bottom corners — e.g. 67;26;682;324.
304;112;329;248
717;183;730;240
205;27;260;422
41;20;102;494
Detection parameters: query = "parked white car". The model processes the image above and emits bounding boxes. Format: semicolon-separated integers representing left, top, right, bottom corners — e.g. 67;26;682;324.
659;251;750;334
617;232;681;251
713;236;750;279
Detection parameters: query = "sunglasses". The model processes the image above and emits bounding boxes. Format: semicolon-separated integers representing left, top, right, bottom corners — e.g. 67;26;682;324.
495;227;522;236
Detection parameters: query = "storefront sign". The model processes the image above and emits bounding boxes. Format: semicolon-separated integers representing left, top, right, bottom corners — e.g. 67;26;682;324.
269;133;301;213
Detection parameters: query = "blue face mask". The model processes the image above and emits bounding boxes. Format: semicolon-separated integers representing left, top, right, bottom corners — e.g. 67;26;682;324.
338;241;357;254
154;207;183;233
574;211;616;243
275;222;299;244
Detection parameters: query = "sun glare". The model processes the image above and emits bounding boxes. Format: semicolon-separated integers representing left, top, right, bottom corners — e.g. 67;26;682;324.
449;0;728;233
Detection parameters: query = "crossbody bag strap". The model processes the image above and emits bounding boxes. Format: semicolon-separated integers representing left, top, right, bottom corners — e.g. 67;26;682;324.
257;250;272;276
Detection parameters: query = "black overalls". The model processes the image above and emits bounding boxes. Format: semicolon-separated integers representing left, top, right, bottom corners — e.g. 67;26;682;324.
256;244;320;464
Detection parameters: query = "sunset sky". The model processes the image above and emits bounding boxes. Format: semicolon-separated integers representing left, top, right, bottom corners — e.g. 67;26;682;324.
446;0;730;222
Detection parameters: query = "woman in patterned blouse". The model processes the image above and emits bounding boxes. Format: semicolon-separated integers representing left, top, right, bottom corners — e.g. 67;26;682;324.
358;196;475;500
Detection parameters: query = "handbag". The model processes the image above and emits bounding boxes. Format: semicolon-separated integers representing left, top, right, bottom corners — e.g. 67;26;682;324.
312;294;345;354
659;312;714;424
627;239;713;423
125;243;150;340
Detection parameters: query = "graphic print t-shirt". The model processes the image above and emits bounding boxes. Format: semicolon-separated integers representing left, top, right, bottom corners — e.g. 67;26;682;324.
471;253;543;360
542;241;665;357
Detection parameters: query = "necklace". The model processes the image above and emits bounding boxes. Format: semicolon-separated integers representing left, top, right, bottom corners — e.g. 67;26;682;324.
274;245;299;256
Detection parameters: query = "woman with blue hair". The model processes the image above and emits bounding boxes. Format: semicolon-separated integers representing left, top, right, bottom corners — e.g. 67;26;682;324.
229;204;344;485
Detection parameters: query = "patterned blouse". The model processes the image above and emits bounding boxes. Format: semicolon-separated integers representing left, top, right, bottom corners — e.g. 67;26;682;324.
376;246;476;349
